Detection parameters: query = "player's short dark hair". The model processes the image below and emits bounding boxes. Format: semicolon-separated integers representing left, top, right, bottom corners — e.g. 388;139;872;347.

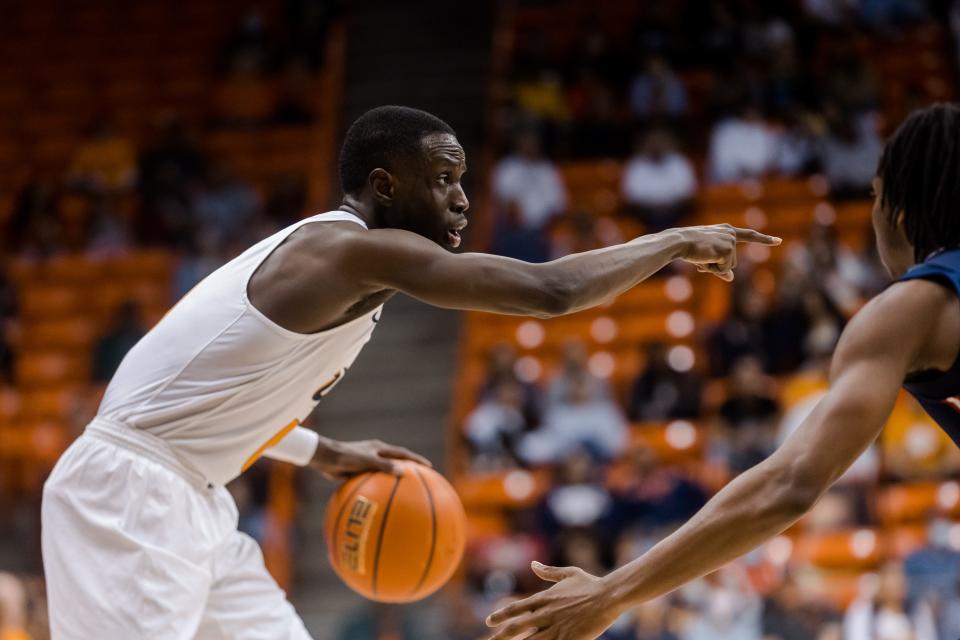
877;103;960;262
338;105;456;195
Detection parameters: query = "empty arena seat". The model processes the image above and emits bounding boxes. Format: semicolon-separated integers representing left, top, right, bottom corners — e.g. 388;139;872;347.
20;286;85;318
19;387;79;421
16;352;88;387
19;317;99;351
455;470;550;510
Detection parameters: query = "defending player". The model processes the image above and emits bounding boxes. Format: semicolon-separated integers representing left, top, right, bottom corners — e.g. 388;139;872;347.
40;105;777;639
486;103;960;640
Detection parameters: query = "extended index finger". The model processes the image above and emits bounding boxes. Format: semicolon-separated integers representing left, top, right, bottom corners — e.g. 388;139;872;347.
734;227;782;245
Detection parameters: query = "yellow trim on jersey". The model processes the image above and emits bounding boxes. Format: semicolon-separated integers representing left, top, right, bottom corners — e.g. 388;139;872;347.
242;419;300;472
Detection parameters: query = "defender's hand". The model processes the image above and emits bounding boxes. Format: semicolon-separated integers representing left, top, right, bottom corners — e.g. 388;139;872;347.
310;438;432;480
668;224;781;282
485;562;622;640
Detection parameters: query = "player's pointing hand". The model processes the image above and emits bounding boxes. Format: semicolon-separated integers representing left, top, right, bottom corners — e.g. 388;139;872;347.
485;561;622;640
669;224;781;282
311;437;432;480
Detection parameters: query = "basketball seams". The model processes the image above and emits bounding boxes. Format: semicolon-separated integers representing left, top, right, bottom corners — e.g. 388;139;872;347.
371;474;402;597
410;466;438;598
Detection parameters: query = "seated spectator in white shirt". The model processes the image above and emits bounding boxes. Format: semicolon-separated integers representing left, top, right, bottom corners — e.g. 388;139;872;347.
628;56;688;121
622;129;697;230
708;105;780;183
522;374;627;464
492;130;568;230
465;380;528;471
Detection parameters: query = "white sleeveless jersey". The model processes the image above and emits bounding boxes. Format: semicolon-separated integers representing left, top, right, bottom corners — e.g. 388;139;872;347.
97;211;381;485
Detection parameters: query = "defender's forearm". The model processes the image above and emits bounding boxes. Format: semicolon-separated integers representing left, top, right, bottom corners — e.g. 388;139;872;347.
604;458;813;611
541;231;686;315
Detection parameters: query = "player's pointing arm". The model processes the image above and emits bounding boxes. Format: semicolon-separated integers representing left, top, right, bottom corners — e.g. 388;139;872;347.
337;224;780;318
485;280;940;640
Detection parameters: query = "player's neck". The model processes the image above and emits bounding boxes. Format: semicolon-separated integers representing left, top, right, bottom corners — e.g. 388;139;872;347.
338;198;378;229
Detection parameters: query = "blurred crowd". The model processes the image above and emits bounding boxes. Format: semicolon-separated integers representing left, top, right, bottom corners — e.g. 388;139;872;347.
487;0;952;255
0;8;339;634
430;1;960;639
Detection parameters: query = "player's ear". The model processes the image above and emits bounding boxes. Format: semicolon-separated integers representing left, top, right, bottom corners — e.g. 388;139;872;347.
369;168;395;207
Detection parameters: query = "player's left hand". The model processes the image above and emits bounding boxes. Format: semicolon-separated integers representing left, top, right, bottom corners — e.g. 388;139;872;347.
311;438;432;480
485;562;621;640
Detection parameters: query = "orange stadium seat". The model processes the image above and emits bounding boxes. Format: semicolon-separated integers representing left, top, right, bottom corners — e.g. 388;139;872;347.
19;317;99;351
20;286;85;318
16;352;88;388
19;387;80;421
878;481;960;524
455;470;550;510
792;529;885;570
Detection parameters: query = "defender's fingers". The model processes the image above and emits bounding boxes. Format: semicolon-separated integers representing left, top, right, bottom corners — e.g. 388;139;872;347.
487;596;544;627
378;445;433;467
487;616;540;640
734;227;781;245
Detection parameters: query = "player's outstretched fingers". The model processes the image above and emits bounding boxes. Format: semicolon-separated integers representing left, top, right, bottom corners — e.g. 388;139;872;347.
487;594;544;627
734;227;782;245
487;615;541;640
698;263;734;282
375;442;433;467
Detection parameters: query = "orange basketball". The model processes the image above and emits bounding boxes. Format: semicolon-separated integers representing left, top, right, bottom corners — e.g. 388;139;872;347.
324;461;467;603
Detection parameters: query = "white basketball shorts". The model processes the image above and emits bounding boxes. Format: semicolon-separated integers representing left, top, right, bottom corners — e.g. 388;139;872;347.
41;417;312;639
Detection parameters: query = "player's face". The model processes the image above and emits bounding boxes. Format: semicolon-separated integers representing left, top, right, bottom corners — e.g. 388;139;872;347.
871;176;914;278
391;133;469;249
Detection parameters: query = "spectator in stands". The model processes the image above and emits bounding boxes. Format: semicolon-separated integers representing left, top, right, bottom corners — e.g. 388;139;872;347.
789;222;873;316
628;342;703;422
91;301;146;383
761;573;841;640
478;343;541;428
173;228;230;300
221;10;275;75
5;177;57;253
489;200;552;263
523;372;627;464
465;379;528;472
0;572;28;640
547;340;611;408
718;355;780;472
628;56;688;122
674;564;764;640
566;65;624;157
773;109;823;177
621;129;697;231
609;445;707;532
823;39;879;115
904;519;960;609
272;63;316;125
263;172;307;228
192;161;260;247
843;562;938;640
540;450;614;546
492;130;567;231
603;597;678;640
819;109;883;199
138;114;207;209
67;116;137;194
708;104;779;183
549;211;625;259
707;283;772;376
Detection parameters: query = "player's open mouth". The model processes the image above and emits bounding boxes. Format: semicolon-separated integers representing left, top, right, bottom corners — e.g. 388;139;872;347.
446;229;461;248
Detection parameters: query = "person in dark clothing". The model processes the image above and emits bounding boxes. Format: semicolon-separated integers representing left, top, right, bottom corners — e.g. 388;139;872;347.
91;301;146;383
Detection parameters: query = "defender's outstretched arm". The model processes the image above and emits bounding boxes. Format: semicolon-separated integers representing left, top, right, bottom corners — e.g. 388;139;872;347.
485;280;940;640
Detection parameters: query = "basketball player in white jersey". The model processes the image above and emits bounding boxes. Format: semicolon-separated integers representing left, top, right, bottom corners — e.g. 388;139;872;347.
40;105;779;639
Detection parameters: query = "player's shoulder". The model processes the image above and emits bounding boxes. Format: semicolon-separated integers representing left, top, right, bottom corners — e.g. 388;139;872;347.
840;278;953;361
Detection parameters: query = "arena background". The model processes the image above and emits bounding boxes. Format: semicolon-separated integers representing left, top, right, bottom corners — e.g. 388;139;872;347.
2;0;960;638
